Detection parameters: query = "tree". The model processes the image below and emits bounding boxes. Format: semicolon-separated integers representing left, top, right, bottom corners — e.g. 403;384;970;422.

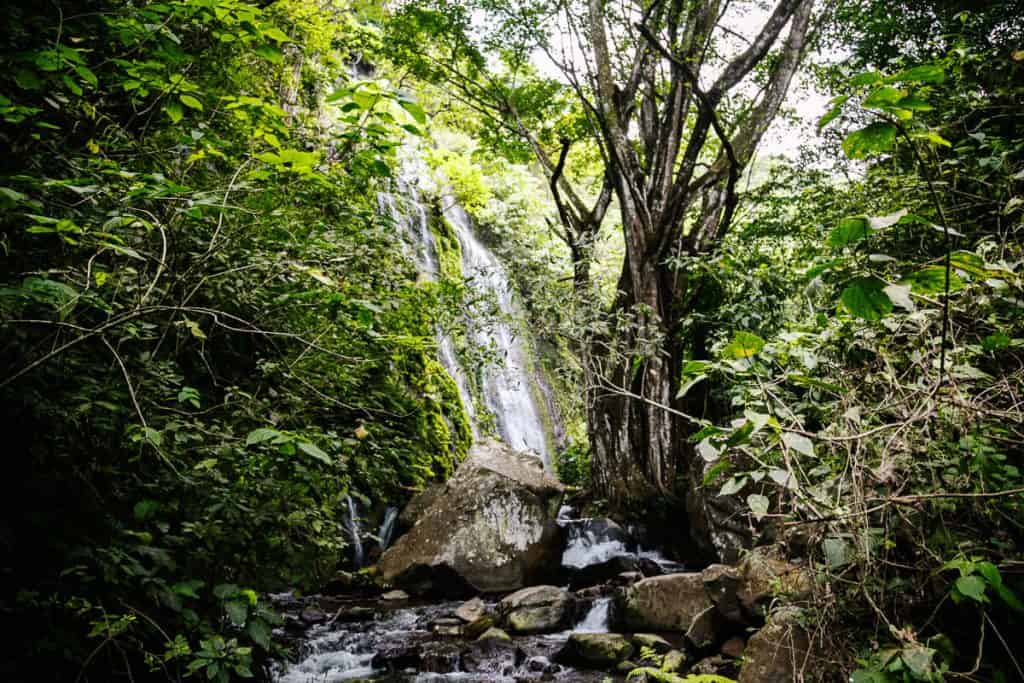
386;0;815;513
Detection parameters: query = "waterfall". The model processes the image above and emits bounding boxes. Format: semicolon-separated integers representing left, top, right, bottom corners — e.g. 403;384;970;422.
442;199;550;466
377;155;551;468
574;598;612;633
344;496;364;568
377;506;399;552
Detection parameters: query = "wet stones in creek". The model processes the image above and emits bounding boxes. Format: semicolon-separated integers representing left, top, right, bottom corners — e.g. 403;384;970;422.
499;585;574;634
379;440;564;596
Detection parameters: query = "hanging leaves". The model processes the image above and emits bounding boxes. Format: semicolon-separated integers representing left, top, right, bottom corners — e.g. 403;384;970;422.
841;277;894;320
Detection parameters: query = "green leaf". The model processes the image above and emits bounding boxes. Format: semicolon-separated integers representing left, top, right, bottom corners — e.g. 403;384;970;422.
165;101;183;123
850;71;883;87
722;331;765;359
901;646;935;678
781;432;815;457
297;441;332;465
955;575;988;603
224;599;248;626
144;427;163;447
262;26;292;43
823;537;852;569
180;94;203;111
719;476;747;496
828;217;870;248
862;86;905;109
817;96;848;132
398;99;427;125
841;277;893;320
254;44;283;63
747;494;770;521
246;619;271;649
245;428;280;446
843;122;898;159
901;266;964;294
982;333;1010;352
888;64;945;84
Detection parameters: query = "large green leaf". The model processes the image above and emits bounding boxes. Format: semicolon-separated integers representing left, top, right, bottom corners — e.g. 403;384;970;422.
722;331;765;359
297;441;332;465
841;277;893;320
901;266;964;294
843;122;897;159
828;217;870;248
887;64;945;84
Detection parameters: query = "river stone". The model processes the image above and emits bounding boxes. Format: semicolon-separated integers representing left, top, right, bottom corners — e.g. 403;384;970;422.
702;563;743;622
381;589;409;601
621;573;713;632
464;615;495;639
398;483;444;529
499;585;574;634
721;636;746;658
476;626;512;642
631;633;672;654
455;597;488;622
685;604;724;649
738;607;811;683
379;440;564;595
687;456;755;563
562;633;634;668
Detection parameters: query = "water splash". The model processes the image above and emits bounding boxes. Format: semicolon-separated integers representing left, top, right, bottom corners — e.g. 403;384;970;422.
344;496;364;568
573;598;612;634
377;506;399;552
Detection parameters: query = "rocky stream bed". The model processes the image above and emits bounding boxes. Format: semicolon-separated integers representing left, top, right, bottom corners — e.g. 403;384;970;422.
270;442;816;683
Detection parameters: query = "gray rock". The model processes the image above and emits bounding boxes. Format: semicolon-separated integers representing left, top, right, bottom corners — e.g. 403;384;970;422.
561;633;635;668
476;626;512;642
687;456;755;562
685;604;724;649
398;483;445;529
455;597;488;622
621;573;713;632
692;654;739;678
721;636;746;658
499;585;574;634
381;589;409;601
738;607;811;683
379;440;564;595
702;563;743;622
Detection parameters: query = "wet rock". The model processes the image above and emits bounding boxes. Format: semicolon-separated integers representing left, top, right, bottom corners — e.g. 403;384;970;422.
685;604;724;649
701;563;743;622
738;607;811;683
476;626;512;642
299;607;327;625
616;571;644;585
636;557;665;577
663;649;687;673
462;635;518;675
721;636;746;658
431;616;463;637
463;615;495;639
455;597;488;622
526;655;558;673
372;639;424;671
321;571;354;595
737;546;813;619
692;654;739;678
561;633;635;668
631;633;672;655
499;585;574;634
617;660;638;673
621;573;713;632
381;589;409;601
379;440;565;595
569;555;639;588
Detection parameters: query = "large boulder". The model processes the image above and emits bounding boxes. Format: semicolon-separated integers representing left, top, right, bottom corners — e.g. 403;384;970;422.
379;440;564;595
620;573;714;632
738;607;811;683
499;585;574;634
687;455;756;562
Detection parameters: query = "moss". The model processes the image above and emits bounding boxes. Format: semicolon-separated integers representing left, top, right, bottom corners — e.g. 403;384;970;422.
413;354;472;479
430;208;464;283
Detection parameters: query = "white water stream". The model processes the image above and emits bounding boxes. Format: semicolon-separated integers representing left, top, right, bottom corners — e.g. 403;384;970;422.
378;160;550;467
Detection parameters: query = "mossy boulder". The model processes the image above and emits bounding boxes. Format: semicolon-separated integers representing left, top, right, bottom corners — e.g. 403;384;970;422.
499;585;574;634
562;633;635;668
379;440;564;595
621;573;714;632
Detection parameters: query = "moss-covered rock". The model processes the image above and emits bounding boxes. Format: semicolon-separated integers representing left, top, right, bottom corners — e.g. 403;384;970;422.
563;633;635;668
500;585;574;633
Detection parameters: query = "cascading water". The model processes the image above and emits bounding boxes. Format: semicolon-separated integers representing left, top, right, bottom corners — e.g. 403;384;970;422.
442;198;549;466
377;506;399;552
573;598;612;634
344;496;364;568
377;153;551;467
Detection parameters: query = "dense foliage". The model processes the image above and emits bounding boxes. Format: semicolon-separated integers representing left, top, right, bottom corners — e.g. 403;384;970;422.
0;1;470;679
2;0;1022;681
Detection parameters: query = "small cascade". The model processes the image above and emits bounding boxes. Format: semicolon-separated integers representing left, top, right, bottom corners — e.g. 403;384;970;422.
344;496;365;568
442;199;550;466
377;506;399;552
573;598;612;634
